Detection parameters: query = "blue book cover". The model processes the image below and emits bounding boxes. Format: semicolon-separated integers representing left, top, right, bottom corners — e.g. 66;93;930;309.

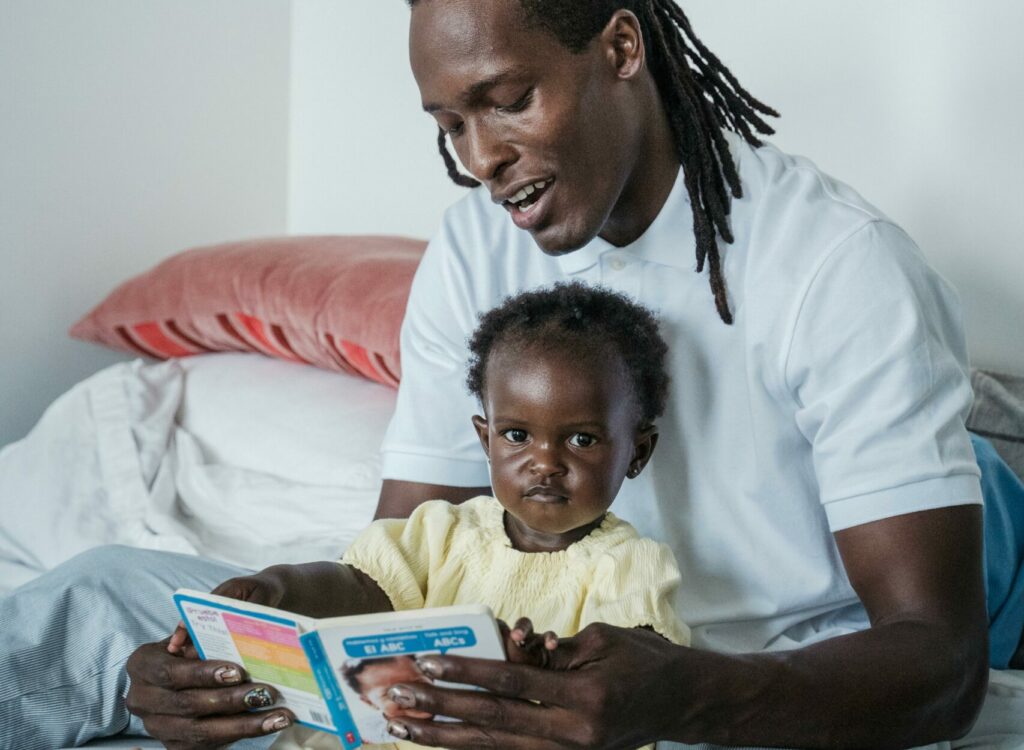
174;589;504;747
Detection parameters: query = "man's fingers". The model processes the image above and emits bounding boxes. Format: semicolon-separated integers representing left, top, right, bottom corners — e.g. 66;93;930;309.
393;683;549;731
416;654;570;704
387;716;571;750
127;682;281;718
142;708;295;750
129;641;248;690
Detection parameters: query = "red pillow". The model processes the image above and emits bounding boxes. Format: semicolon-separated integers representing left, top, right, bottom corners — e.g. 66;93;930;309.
70;235;427;388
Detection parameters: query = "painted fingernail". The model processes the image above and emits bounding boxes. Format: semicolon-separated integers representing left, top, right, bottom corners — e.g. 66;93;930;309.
416;656;443;678
387;684;414;706
243;686;275;709
214;666;241;684
387;720;410;739
262;713;291;732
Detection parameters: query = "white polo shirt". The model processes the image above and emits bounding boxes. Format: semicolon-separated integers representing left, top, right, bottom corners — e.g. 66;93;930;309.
380;133;982;654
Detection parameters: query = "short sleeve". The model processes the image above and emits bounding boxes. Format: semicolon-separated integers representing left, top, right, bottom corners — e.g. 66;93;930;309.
579;538;690;646
341;500;461;611
784;220;982;531
379;209;491;487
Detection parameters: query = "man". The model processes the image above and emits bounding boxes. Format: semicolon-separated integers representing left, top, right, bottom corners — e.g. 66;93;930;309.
3;1;1022;749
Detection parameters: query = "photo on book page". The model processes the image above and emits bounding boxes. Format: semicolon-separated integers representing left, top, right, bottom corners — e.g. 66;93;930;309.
321;614;504;744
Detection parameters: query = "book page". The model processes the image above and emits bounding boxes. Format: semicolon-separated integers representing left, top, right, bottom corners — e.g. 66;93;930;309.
314;607;504;745
175;592;336;732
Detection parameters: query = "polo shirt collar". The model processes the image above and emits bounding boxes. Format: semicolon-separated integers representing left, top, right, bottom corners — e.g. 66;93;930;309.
556;165;694;275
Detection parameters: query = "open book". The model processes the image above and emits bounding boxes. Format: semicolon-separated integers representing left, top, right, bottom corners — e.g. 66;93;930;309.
174;589;505;749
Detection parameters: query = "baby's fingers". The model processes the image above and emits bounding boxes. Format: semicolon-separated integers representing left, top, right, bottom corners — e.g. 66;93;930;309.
167;621;192;654
509;617;535;647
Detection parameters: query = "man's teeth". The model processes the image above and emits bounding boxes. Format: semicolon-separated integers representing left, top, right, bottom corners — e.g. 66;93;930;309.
510;180;551;207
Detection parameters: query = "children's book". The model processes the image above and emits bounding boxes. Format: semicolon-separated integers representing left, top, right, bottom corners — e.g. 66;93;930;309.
174;589;505;749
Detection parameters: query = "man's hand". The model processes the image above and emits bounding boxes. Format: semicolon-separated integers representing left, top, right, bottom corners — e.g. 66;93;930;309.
125;639;294;750
126;570;295;750
381;623;681;749
126;562;391;749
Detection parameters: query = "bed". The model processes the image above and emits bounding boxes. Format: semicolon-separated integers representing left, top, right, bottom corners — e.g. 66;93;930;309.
0;234;425;597
1;234;1022;749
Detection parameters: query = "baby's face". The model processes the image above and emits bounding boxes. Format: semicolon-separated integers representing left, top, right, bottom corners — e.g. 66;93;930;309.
473;346;650;552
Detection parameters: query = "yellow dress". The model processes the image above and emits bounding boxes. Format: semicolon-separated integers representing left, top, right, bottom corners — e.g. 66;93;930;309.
272;496;688;750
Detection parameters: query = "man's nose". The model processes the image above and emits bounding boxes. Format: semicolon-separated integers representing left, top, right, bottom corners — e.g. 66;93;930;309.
464;122;516;182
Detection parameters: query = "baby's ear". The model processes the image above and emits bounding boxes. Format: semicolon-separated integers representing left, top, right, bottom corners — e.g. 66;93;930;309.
626;425;658;479
471;415;491;458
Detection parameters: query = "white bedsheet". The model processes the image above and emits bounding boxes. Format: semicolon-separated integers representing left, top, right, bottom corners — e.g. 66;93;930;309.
0;355;394;593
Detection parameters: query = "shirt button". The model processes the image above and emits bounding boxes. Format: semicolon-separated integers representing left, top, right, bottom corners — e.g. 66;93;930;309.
609;257;626;271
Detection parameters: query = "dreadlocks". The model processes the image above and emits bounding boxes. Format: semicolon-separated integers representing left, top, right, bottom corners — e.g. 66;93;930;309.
408;0;778;323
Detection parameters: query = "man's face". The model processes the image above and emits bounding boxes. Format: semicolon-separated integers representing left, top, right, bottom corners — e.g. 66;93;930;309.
409;0;644;254
356;656;434;720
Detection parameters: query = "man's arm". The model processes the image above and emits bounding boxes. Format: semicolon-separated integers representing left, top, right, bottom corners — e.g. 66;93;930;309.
375;479;490;520
371;504;989;750
673;503;989;748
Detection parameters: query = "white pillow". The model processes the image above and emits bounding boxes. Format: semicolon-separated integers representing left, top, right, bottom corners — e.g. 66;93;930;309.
0;354;398;590
178;352;397;489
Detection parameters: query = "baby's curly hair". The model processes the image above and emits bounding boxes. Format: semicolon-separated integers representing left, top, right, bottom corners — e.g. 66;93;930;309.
466;282;670;426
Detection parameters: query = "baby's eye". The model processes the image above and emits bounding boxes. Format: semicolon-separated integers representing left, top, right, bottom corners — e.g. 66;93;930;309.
568;433;596;448
503;429;528;443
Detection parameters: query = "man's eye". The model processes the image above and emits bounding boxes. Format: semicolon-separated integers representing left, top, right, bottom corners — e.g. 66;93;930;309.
498;89;533;114
569;433;596;448
445;122;464;137
503;429;528;443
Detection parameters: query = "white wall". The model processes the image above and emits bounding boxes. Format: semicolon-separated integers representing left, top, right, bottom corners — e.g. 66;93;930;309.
288;0;1024;374
0;0;292;445
288;0;465;239
681;0;1024;376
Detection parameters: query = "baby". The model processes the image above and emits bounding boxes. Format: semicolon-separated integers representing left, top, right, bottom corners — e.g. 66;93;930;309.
266;281;690;749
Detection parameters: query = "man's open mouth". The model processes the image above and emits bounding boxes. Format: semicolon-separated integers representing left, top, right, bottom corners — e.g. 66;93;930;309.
505;178;554;212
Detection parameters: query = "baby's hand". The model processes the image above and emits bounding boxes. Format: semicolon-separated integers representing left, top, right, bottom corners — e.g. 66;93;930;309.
501;616;559;667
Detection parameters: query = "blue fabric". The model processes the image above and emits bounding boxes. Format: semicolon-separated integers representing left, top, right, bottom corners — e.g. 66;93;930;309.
0;546;263;750
974;433;1024;669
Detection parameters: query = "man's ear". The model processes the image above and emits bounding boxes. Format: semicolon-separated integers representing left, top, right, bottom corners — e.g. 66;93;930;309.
600;10;646;80
471;414;491;459
626;426;658;479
